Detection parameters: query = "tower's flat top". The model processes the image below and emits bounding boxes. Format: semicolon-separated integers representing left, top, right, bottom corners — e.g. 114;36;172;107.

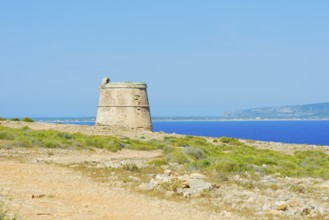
102;82;147;88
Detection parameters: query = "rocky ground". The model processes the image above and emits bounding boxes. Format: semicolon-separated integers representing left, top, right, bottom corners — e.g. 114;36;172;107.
1;121;329;219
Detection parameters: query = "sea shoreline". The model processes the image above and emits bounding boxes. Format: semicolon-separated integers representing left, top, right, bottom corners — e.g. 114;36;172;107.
7;116;328;123
1;120;328;154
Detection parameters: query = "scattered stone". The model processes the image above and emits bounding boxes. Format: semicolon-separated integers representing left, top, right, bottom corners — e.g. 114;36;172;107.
128;176;141;182
36;213;51;216
182;180;190;189
145;171;213;198
155;174;170;182
183;191;191;198
301;205;316;216
276;204;288;211
188;178;212;191
32;194;46;199
164;169;172;176
275;201;288;211
189;173;206;179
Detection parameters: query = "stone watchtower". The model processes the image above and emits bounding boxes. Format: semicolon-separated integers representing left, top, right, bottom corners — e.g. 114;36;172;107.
96;77;152;130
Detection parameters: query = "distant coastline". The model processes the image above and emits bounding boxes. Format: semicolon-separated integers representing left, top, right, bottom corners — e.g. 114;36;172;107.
224;102;329;119
33;116;329;123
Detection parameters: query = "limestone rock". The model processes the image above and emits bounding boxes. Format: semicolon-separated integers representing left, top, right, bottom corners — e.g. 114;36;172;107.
189;173;207;179
164;169;172;176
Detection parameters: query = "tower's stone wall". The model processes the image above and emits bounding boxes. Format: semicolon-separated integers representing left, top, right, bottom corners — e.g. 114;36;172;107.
96;78;152;130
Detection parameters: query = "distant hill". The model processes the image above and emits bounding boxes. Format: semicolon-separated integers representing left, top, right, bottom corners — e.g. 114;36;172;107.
223;102;329;119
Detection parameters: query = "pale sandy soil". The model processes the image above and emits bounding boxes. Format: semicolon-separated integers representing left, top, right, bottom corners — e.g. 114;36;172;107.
0;158;228;220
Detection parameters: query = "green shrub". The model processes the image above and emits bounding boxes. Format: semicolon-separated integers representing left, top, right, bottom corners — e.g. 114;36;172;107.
14;136;32;148
85;136;106;148
166;149;191;164
192;159;211;169
57;132;73;139
42;139;63;148
184;146;205;160
122;138;157;151
220;137;244;145
22;117;34;122
163;136;178;143
0;131;16;140
171;136;209;148
0;117;6;121
10;118;20;121
122;163;140;172
146;139;167;149
215;158;245;173
104;140;122;152
0;202;8;220
147;159;168;166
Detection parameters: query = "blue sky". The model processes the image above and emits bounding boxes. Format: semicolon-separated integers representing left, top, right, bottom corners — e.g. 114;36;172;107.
0;1;328;117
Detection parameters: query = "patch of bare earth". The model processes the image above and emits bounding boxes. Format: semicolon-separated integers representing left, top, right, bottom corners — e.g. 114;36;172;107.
0;153;229;219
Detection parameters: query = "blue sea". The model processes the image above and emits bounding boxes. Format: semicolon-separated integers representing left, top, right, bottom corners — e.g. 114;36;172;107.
37;118;329;146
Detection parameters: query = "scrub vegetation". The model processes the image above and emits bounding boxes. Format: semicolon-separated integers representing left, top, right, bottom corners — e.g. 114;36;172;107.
0;202;14;220
21;117;34;122
163;136;329;179
0;125;328;179
0;117;34;122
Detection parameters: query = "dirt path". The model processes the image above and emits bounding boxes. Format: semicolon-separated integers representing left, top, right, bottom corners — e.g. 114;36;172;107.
0;159;231;220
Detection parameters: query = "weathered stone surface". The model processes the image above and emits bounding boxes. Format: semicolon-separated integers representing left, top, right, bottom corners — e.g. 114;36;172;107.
164;169;173;176
146;170;213;197
96;77;152;130
275;201;288;211
188;178;212;191
189;173;207;179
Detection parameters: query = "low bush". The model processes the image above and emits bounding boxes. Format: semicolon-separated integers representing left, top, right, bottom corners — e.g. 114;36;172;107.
10;118;20;121
0;117;6;121
147;159;168;166
0;131;16;140
22;117;34;122
13;136;33;148
0;203;7;220
166;148;191;164
184;146;205;160
122;163;140;172
215;158;246;173
220;137;244;145
122;138;159;151
160;135;329;179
